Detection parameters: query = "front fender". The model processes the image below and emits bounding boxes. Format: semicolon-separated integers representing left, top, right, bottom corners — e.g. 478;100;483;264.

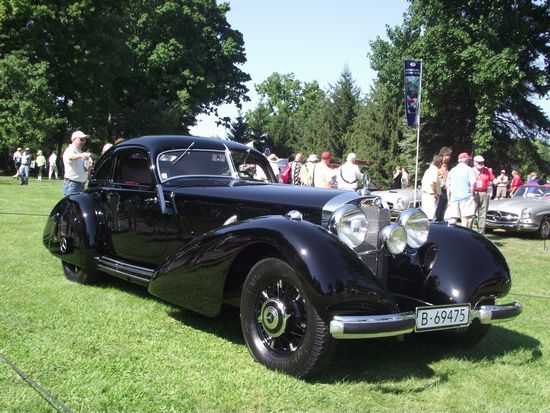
389;223;512;310
148;215;398;317
43;193;106;270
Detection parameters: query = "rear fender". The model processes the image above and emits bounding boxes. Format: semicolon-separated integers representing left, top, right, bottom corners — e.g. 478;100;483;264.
149;215;398;317
43;194;106;270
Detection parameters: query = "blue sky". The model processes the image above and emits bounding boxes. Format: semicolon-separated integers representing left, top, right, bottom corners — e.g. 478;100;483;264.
190;0;549;138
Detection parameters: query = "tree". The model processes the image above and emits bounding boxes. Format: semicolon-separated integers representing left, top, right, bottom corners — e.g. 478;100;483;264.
0;52;63;150
348;82;403;187
246;73;326;157
326;66;361;159
0;0;250;156
369;0;550;173
227;110;249;143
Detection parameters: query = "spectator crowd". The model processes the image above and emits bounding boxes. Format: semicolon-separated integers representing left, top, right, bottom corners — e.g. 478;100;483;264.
7;136;547;232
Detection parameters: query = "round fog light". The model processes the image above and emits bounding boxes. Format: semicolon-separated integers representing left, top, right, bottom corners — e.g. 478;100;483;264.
379;224;407;254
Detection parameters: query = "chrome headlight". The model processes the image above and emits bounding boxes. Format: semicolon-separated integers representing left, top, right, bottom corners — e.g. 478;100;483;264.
329;205;368;248
379;224;407;254
521;208;531;220
396;198;407;211
396;208;429;248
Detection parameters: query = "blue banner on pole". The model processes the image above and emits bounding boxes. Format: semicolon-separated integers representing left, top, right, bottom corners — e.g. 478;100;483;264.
404;60;422;126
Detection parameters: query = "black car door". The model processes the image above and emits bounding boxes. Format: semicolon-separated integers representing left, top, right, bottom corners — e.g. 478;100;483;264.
106;148;167;264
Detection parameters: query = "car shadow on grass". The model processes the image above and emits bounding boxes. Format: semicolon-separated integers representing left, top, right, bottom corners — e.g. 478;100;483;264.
93;276;541;385
314;326;541;385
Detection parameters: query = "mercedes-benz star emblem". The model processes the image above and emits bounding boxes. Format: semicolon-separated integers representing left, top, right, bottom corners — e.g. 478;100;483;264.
60;238;68;253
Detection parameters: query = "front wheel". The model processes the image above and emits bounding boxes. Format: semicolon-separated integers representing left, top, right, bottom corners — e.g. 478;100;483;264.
538;219;550;240
62;261;99;284
240;257;335;378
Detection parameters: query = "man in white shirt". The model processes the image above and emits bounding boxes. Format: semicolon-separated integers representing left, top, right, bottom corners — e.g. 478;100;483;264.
63;130;91;196
337;152;363;190
421;155;443;220
314;151;335;188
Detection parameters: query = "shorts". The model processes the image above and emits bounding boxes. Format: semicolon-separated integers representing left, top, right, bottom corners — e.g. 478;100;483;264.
449;198;476;219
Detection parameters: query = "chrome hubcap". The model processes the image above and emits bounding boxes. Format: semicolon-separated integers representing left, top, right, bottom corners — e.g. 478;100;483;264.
254;279;306;354
259;299;289;338
542;222;550;238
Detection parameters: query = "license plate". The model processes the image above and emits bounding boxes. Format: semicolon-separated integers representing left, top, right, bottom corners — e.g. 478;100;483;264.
415;304;470;331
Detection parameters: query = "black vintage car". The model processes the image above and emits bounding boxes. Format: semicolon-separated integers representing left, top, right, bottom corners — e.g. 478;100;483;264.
43;135;522;378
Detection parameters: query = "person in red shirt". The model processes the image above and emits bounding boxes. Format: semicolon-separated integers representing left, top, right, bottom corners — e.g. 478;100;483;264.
509;170;522;196
473;155;495;234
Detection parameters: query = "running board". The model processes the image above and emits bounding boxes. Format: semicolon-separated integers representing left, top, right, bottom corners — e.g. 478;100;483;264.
96;256;155;286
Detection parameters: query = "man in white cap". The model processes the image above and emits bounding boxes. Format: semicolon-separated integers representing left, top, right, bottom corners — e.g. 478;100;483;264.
63;130;91;196
337;152;363;190
472;154;494;234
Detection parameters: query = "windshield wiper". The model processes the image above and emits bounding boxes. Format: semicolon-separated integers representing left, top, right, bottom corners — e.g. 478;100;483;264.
171;141;195;167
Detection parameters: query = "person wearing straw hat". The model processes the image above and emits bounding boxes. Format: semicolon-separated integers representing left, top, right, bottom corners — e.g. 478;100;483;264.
267;153;281;182
494;169;509;200
300;154;318;186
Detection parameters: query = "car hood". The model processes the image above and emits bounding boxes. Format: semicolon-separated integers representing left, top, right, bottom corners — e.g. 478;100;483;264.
489;197;550;213
165;179;358;211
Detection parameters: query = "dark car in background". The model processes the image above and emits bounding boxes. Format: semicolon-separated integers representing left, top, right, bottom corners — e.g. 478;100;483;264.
43;135;522;378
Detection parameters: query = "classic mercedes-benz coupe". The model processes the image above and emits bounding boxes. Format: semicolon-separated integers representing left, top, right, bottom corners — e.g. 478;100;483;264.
487;184;550;239
43;135;522;378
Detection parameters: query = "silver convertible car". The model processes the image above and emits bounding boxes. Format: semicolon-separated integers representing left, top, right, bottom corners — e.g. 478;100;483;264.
486;184;550;239
373;187;421;218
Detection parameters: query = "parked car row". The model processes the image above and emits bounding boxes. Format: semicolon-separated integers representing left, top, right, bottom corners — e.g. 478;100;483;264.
43;135;522;378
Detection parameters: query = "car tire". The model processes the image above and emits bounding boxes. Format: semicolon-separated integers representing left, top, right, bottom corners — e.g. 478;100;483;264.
538;219;550;240
62;261;99;284
240;257;335;378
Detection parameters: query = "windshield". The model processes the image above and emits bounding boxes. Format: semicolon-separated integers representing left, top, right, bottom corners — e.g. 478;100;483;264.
513;185;550;198
156;148;277;183
157;149;232;182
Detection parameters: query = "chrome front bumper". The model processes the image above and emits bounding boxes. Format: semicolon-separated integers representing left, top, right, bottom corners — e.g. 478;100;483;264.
330;301;523;339
486;221;538;232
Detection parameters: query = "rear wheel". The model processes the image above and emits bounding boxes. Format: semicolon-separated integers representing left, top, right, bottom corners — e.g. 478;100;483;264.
62;261;99;284
240;257;335;378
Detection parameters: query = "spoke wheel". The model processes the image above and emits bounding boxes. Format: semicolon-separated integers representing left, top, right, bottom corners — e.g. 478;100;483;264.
240;257;335;378
255;279;306;355
62;261;99;284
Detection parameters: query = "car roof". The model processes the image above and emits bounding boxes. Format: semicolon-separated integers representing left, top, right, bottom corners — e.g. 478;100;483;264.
116;135;257;156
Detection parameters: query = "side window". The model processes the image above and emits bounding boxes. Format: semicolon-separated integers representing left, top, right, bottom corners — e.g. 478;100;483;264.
113;150;154;186
93;156;114;182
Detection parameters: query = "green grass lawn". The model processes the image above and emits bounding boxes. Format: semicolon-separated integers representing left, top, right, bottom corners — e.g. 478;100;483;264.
1;176;549;412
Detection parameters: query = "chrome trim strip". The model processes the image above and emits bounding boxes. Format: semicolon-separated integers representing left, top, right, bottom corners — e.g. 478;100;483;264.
96;256;155;278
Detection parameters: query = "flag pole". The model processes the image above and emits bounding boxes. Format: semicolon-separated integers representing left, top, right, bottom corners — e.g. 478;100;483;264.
411;60;422;206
